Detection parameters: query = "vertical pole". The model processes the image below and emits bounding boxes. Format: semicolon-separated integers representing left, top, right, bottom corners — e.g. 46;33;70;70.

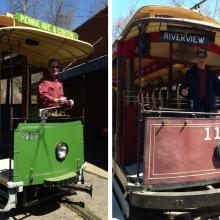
22;57;29;119
8;40;13;181
168;42;173;107
136;28;144;182
23;0;28;15
0;52;2;153
115;46;127;165
82;73;86;162
115;56;122;163
82;73;86;126
26;64;30;119
115;57;119;162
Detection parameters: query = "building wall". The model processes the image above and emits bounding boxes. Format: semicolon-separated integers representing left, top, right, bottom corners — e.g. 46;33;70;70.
74;7;108;62
62;7;108;70
63;68;108;170
61;7;108;170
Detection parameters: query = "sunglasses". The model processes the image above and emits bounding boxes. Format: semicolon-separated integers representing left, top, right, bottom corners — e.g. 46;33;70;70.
50;66;60;69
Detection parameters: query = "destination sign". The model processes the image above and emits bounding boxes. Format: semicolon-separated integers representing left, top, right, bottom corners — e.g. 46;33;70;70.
160;31;209;44
14;13;78;40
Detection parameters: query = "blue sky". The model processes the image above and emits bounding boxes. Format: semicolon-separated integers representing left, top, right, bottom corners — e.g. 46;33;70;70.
0;0;106;29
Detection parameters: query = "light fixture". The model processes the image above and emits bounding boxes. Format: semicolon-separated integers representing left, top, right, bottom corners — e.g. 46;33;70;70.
56;142;68;161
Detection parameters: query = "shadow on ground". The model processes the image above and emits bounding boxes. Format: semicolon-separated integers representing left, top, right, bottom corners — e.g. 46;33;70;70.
0;199;61;220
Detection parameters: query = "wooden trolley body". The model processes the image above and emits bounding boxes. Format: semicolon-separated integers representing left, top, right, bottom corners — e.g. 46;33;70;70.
113;5;220;217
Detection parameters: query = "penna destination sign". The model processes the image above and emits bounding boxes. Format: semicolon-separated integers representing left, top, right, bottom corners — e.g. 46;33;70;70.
160;31;210;44
14;12;78;40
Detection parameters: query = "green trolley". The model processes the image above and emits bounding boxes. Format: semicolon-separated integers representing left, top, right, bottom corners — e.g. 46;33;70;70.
0;13;93;211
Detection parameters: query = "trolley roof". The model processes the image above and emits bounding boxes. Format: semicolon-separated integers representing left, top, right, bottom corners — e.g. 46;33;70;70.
113;5;220;87
127;5;219;26
120;5;220;41
0;14;15;26
0;14;93;66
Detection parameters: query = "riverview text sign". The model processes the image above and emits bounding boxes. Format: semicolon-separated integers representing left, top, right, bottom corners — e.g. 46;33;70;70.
160;31;208;44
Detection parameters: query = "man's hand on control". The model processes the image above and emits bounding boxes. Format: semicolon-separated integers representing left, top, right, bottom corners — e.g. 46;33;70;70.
53;97;67;104
67;99;74;107
59;97;67;104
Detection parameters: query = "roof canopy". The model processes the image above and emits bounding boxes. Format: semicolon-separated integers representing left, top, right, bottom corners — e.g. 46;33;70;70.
128;5;219;25
0;26;93;66
113;6;220;86
120;5;220;40
114;6;220;67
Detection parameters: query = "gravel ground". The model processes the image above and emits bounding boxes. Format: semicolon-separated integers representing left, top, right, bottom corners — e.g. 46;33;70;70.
66;170;108;220
0;169;108;220
0;202;84;220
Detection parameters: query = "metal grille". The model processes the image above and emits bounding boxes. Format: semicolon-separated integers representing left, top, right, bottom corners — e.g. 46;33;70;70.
123;89;187;110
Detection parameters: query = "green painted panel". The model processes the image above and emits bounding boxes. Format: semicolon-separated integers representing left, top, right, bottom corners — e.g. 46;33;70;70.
45;171;76;182
14;13;79;40
13;120;84;186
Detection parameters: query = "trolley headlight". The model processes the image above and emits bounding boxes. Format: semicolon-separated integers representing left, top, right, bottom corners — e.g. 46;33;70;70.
56;142;68;161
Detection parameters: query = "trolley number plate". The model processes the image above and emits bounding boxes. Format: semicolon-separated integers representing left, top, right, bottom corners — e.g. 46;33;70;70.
23;132;39;141
204;127;220;141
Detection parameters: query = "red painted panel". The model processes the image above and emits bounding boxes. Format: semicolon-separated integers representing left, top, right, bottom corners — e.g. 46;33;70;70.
144;118;220;185
120;104;138;164
113;37;137;58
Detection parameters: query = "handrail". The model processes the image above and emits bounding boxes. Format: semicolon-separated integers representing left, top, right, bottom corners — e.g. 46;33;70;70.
143;106;220;116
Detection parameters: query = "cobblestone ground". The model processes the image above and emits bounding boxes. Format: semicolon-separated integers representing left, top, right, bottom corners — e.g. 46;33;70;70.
0;168;108;220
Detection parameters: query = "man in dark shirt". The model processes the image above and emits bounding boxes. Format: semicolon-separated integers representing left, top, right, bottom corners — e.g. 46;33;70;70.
179;48;220;112
38;58;74;108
